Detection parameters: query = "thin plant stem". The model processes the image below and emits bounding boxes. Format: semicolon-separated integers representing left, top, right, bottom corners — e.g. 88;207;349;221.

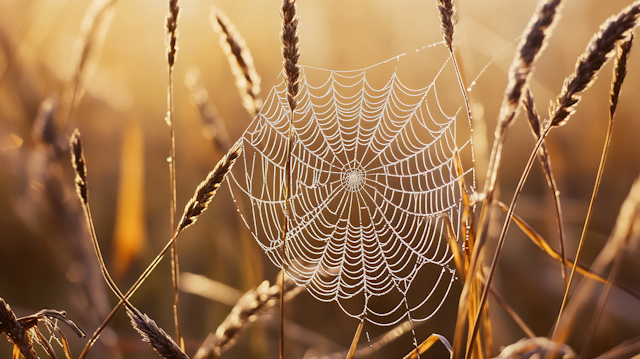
166;0;183;350
522;88;569;288
168;67;183;351
466;125;552;359
552;114;614;336
78;232;179;359
580;247;625;358
544;158;569;288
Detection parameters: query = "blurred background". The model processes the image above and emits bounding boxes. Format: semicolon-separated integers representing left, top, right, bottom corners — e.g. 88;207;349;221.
0;0;639;358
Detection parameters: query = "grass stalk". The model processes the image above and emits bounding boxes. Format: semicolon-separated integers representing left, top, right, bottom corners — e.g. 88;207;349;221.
78;140;241;359
521;87;569;288
280;0;300;357
452;1;563;357
165;0;183;350
554;30;636;336
549;2;640;334
581;35;634;356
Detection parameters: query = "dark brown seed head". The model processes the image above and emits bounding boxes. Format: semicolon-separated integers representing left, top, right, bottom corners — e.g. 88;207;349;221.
166;0;180;68
521;87;541;138
280;0;300;112
177;139;243;232
610;33;634;118
211;7;262;116
436;0;455;50
550;2;640;127
499;0;562;131
70;128;88;204
127;309;189;359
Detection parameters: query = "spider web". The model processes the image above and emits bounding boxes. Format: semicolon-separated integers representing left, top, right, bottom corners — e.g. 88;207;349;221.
228;43;475;326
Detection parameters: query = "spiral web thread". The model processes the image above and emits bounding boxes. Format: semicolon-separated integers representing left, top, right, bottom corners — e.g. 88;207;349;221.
228;43;475;326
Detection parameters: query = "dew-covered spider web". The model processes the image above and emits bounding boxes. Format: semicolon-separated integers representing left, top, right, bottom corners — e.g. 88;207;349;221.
228;42;475;326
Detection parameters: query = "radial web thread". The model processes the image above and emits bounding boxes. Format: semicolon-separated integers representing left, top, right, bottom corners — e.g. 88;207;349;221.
228;44;475;326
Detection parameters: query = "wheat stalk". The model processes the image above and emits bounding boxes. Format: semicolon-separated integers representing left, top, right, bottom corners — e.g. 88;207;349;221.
211;7;262;116
164;0;183;348
549;2;640;127
454;1;564;358
78;141;242;359
552;5;640;335
177;138;243;232
468;3;640;356
555;33;635;344
521;87;569;288
279;1;301;357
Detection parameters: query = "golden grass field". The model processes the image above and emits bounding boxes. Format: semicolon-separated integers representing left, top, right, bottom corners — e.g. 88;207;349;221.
0;0;639;358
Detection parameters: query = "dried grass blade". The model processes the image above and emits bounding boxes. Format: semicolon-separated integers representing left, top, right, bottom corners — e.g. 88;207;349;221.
554;175;640;344
487;288;536;339
345;321;364;359
403;334;453;359
211;6;262;116
594;337;640;359
493;337;575;359
34;328;58;359
56;329;74;359
495;200;640;301
443;214;466;282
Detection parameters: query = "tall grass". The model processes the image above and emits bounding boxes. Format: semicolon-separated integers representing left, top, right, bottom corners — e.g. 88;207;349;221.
0;1;639;359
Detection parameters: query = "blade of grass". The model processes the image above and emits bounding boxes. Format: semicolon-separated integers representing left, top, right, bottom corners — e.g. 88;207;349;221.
346;322;364;359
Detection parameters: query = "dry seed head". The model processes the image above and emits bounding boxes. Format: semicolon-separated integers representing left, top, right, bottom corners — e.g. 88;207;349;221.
177;139;243;232
70;129;88;204
281;0;301;112
127;309;189;359
72;0;118;92
498;0;562;133
166;0;180;68
193;273;301;359
436;0;455;50
610;34;634;118
549;2;640;127
211;7;262;116
32;97;58;146
185;70;232;152
521;87;541;138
